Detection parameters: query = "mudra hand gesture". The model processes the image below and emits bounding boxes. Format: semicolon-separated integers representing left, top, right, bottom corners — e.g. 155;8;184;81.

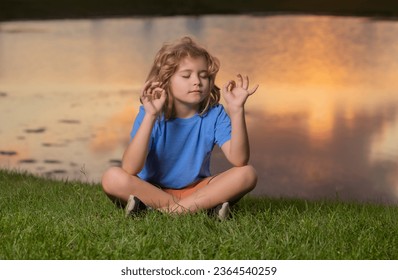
222;74;259;113
140;81;167;117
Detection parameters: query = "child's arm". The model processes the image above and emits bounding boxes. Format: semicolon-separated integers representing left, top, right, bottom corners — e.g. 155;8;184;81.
221;74;258;166
121;82;166;174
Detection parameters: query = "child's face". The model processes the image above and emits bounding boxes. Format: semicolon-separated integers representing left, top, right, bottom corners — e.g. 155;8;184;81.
169;55;210;113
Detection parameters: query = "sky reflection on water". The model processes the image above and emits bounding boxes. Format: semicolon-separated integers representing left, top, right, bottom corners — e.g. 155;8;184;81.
1;15;398;204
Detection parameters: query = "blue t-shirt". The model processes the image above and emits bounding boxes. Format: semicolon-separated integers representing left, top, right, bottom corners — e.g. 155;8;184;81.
130;104;231;189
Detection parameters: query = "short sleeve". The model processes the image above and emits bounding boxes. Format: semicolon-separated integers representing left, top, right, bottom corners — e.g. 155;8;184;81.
214;105;231;147
130;106;146;140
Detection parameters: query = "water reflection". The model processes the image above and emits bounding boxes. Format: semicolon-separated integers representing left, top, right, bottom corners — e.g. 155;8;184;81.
241;104;398;204
1;15;398;204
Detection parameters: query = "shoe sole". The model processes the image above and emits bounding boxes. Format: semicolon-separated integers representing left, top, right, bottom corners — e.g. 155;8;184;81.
125;195;140;217
216;202;230;220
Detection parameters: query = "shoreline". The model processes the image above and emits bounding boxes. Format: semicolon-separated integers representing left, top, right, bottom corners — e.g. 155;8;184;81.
1;0;398;22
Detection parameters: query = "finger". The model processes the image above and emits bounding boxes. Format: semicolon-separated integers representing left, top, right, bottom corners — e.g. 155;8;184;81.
226;80;237;93
247;84;259;95
152;89;159;99
143;81;160;94
149;81;160;88
230;80;236;91
141;81;151;96
237;74;243;88
148;82;160;92
152;87;164;99
143;80;158;91
242;75;249;89
143;80;151;88
159;89;167;102
222;80;232;94
140;94;149;103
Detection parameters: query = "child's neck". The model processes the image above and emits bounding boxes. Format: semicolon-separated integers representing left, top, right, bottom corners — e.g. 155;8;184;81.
174;104;199;119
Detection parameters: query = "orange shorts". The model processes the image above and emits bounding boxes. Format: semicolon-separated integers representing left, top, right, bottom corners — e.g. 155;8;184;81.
160;176;216;200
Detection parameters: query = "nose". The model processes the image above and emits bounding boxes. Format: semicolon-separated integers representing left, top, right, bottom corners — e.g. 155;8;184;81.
193;74;202;86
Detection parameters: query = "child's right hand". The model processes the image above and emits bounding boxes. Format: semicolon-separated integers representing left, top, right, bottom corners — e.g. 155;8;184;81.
140;81;167;117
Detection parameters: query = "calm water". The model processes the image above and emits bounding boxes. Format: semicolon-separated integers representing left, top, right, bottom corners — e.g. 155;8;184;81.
1;15;398;204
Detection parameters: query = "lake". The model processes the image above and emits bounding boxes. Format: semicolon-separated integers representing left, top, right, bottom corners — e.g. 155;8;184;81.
1;15;398;204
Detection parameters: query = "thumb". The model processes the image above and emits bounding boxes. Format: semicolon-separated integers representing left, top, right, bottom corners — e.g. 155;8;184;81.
222;80;235;94
159;89;167;102
247;84;259;95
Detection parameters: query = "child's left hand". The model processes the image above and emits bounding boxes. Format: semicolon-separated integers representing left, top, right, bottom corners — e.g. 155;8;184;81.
222;74;259;114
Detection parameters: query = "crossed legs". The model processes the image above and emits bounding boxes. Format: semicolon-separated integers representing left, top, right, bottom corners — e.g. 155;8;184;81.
101;165;257;214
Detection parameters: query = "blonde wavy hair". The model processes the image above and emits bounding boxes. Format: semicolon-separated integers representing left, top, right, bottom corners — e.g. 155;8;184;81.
145;36;220;119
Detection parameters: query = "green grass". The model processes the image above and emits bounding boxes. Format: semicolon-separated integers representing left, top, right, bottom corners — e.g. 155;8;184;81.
1;169;398;260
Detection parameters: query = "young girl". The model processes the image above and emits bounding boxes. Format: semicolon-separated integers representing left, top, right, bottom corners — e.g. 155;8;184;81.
101;36;258;219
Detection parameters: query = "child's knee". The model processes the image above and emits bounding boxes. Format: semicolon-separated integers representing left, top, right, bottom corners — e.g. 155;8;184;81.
240;165;257;191
101;166;124;194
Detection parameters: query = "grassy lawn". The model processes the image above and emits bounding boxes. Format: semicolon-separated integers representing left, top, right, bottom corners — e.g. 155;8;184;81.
1;169;397;260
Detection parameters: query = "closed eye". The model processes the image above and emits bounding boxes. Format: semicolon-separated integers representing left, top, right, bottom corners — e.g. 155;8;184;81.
179;71;208;79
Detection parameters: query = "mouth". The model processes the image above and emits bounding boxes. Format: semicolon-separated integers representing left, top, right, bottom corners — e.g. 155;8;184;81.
189;90;202;94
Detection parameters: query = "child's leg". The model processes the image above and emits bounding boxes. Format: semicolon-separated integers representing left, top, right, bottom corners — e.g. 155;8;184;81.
161;165;257;213
101;166;179;209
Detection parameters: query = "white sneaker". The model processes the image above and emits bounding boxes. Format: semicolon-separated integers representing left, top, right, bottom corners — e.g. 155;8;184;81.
124;195;142;217
214;202;230;220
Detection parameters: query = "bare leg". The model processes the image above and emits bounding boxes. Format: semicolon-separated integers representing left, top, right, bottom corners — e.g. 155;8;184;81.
161;165;257;213
101;167;179;209
102;165;257;214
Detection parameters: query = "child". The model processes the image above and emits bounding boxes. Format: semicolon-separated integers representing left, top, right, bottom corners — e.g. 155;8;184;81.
101;36;258;219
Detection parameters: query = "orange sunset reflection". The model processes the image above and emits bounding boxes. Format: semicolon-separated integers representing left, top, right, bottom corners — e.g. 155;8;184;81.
1;15;398;203
90;104;136;153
